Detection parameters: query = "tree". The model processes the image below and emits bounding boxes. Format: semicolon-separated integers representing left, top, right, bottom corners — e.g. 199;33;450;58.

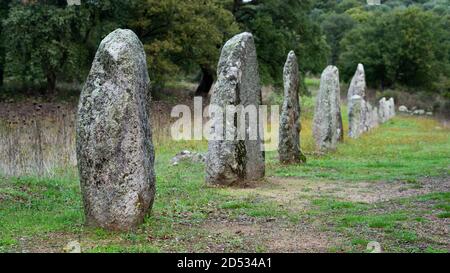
0;0;13;87
3;2;85;93
339;7;450;91
79;0;136;64
2;0;133;94
233;0;329;90
321;12;355;65
335;0;364;13
131;0;239;96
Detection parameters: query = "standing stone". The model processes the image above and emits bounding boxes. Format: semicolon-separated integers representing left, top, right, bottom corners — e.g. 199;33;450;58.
313;65;343;150
364;102;373;131
76;29;155;231
348;64;368;138
348;95;365;139
279;51;305;163
398;105;409;113
371;106;380;128
205;32;265;186
385;98;392;120
378;97;395;123
378;97;387;123
388;98;396;118
347;64;366;102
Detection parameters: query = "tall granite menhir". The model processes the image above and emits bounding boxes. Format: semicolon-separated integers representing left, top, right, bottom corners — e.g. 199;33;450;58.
313;65;343;150
279;51;305;163
347;64;366;102
206;32;265;186
76;29;155;231
378;97;396;123
348;64;367;138
348;95;365;139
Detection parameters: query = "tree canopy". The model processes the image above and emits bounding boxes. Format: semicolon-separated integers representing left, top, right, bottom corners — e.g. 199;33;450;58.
339;7;450;92
0;0;449;98
233;0;329;86
130;0;239;94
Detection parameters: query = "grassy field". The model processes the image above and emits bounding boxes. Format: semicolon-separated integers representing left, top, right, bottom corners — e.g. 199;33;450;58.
0;112;449;253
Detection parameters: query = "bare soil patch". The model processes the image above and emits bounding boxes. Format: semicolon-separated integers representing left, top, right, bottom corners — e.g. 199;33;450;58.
230;176;450;206
199;217;342;253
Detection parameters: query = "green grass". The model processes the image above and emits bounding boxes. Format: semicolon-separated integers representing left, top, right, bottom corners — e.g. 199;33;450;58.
339;213;408;228
0;176;83;236
0;115;449;253
269;117;450;181
311;198;368;212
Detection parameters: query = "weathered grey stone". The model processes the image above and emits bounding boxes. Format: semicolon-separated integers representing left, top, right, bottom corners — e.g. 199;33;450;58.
378;97;388;123
413;109;426;115
348;95;365;139
313;65;343;150
371;106;380;128
378;97;395;122
76;29;155;231
364;102;373;131
205;32;265;186
347;63;366;102
348;64;369;138
388;98;396;118
279;51;305;163
398;105;408;113
171;150;205;166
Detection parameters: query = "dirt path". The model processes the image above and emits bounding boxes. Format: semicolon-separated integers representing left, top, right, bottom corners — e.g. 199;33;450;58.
199;175;450;252
6;175;449;253
245;176;450;204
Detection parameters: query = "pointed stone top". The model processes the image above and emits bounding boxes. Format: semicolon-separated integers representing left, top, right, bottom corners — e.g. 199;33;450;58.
287;50;296;59
321;66;339;83
237;31;253;38
283;50;299;98
347;63;366;101
354;63;365;80
220;32;255;61
357;63;364;72
284;51;298;70
101;29;141;45
98;29;144;63
323;65;339;75
225;32;254;46
351;63;365;80
216;32;257;81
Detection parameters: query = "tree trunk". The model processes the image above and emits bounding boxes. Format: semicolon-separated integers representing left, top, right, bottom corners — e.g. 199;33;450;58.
46;71;57;95
195;67;214;97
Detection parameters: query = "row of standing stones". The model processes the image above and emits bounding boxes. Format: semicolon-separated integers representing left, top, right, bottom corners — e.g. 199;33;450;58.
76;29;395;231
312;63;395;151
347;64;396;140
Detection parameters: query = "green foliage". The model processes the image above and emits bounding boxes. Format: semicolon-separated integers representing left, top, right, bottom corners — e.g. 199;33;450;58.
130;0;239;89
1;0;450;98
234;0;329;86
2;3;88;93
1;0;136;94
321;12;355;64
271;117;450;181
339;7;450;90
0;0;13;87
1;115;449;252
